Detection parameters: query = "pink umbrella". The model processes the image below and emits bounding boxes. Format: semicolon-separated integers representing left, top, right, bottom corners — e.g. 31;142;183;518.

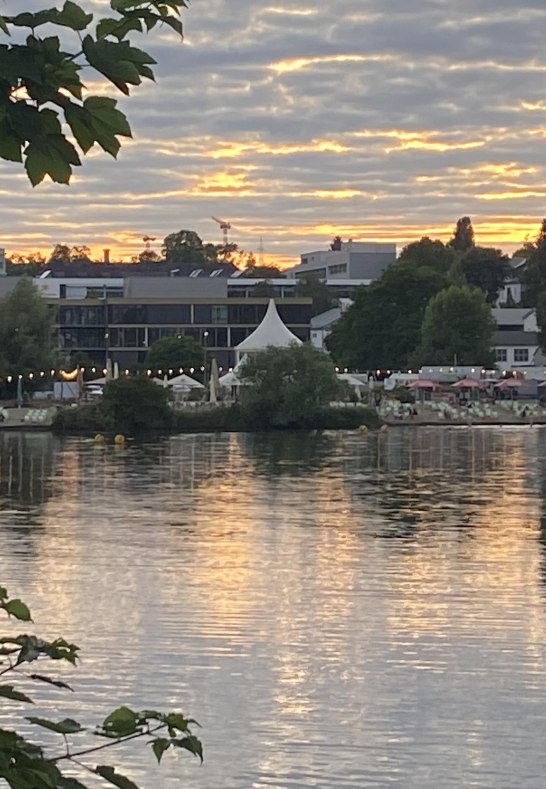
407;379;439;389
451;378;485;389
495;378;525;388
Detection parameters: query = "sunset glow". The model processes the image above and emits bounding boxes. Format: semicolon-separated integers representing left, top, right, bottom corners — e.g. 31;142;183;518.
1;0;545;265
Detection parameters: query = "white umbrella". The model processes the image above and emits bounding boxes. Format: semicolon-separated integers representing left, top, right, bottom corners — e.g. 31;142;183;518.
219;370;241;387
209;358;219;404
166;373;205;389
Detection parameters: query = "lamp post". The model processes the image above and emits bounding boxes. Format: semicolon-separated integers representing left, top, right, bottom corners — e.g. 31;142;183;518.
102;284;110;374
203;331;209;387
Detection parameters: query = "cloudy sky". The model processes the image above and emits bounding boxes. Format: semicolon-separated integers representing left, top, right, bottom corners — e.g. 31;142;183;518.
2;0;546;266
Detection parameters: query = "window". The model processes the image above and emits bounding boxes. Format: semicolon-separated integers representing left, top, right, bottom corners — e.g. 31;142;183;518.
514;348;529;363
211;305;228;324
495;348;507;362
328;263;347;275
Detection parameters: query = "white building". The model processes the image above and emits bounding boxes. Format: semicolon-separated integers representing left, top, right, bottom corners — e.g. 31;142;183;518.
491;307;540;368
288;240;396;281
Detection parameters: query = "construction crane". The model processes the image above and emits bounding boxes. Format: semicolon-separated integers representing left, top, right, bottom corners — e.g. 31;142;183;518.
211;216;231;246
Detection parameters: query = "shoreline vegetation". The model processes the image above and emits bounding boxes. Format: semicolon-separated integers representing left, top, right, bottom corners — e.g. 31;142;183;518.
52;401;383;436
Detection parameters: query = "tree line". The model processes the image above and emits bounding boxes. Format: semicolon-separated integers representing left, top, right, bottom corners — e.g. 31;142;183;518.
326;216;546;370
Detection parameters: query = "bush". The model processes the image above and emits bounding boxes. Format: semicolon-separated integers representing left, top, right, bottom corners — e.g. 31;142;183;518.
53;377;174;436
240;344;342;428
172;405;244;432
52;402;108;434
101;377;173;434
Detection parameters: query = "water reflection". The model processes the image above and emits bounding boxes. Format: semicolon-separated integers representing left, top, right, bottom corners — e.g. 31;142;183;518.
1;428;546;787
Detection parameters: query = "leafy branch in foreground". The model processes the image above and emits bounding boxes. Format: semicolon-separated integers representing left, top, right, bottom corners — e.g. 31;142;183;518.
0;1;186;185
0;584;202;788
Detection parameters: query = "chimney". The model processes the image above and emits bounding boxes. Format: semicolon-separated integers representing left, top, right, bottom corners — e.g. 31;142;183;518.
103;249;110;264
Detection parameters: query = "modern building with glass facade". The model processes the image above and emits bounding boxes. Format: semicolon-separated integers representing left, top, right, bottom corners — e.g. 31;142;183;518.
53;287;312;368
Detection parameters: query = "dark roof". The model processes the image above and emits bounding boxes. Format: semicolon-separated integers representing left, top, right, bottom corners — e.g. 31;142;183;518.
30;261;238;278
493;330;538;346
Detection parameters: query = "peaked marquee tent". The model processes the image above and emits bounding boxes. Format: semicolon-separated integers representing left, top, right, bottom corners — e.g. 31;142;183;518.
234;299;302;362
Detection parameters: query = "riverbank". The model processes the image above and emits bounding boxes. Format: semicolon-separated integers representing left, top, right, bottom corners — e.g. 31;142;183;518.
51;402;383;435
0;406;57;430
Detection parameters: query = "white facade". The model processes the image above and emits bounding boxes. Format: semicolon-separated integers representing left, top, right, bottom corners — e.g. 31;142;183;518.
290;241;396;281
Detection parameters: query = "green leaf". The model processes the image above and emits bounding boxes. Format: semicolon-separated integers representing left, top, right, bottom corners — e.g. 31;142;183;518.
54;1;93;31
0;16;9;35
95;765;139;789
57;778;90;788
82;35;156;94
15;635;41;664
165;712;188;733
29;673;73;691
25;141;71;186
151;737;170;764
0;587;8;601
3;599;32;621
0;684;34;703
81;96;132;157
26;716;84;735
172;734;203;762
102;706;139;736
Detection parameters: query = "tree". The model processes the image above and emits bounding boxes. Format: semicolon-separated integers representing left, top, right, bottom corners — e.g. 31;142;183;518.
460;246;511;304
414;284;495;366
49;245;71;264
537;290;546;352
0;584;201;788
70;245;92;263
252;280;277;298
145;335;204;372
326;263;447;370
448;216;475;252
521;219;546;306
239;344;341;428
7;252;45;277
162;230;206;267
134;249;161;264
101;376;173;433
0;277;57;376
0;2;184;185
398;237;456;273
242;263;284;279
330;236;342;251
295;274;336;317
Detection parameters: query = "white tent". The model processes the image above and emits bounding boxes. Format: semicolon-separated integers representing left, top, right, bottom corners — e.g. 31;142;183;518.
219;370;241;388
235;299;302;361
337;373;367;400
167;373;205;389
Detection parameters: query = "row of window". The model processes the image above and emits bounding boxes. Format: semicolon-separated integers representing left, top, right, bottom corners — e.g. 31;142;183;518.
495;348;529;362
58;303;311;326
58;325;309;350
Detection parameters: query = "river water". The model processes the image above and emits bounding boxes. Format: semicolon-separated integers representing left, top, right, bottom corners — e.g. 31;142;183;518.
1;427;546;788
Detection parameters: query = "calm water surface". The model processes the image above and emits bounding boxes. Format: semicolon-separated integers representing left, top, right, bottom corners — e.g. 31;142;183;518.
1;427;546;788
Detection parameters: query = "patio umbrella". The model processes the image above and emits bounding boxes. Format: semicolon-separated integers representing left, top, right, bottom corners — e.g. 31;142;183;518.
209;358;220;404
495;378;525;388
451;378;485;389
407;379;439;389
495;377;525;401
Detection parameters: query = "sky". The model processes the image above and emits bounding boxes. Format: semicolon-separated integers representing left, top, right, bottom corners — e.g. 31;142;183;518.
2;0;546;267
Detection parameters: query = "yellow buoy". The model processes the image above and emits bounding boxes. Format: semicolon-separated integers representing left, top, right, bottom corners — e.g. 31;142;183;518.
357;424;369;435
380;424;389;434
114;434;125;445
94;433;105;445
